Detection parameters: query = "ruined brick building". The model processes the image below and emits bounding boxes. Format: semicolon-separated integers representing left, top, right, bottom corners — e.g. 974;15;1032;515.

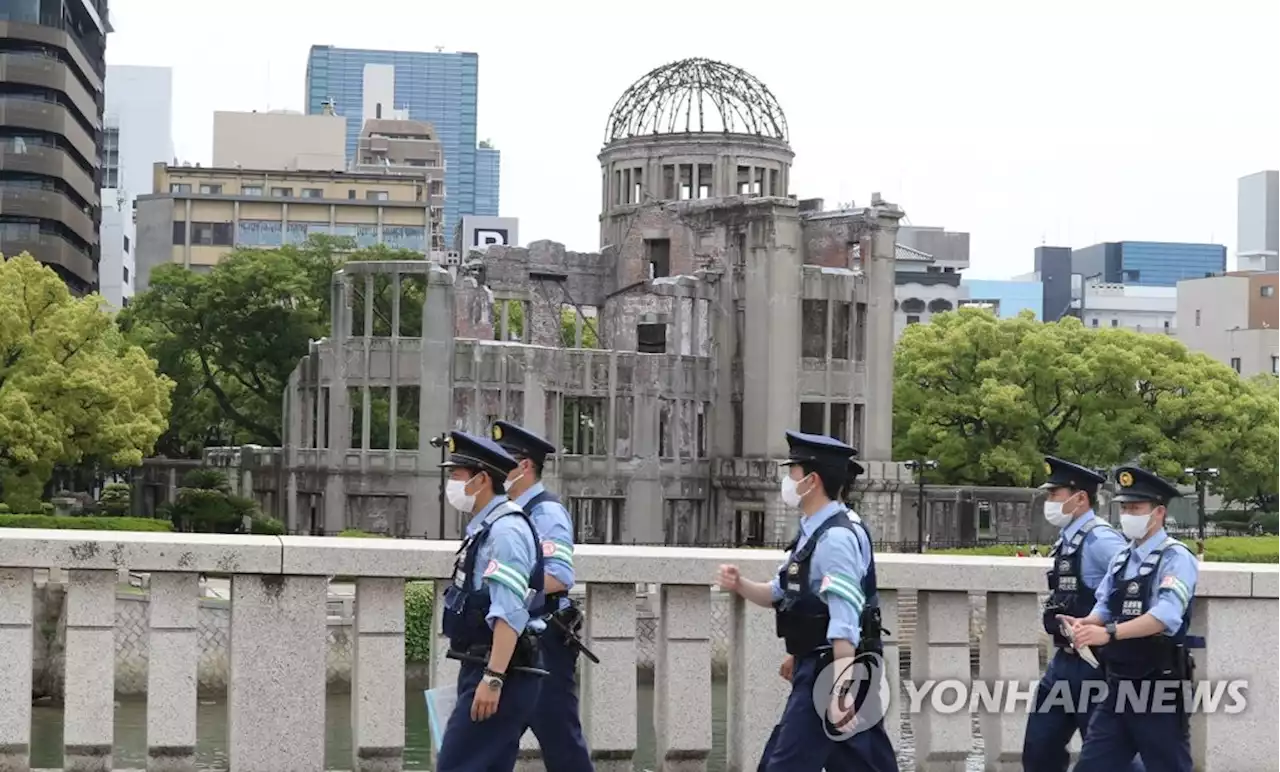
267;58;913;543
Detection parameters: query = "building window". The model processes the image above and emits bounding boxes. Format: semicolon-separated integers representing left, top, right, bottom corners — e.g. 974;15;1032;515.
366;190;389;201
1091;318;1099;328
123;235;130;253
561;396;607;455
190;222;234;246
799;402;824;435
1110;319;1119;327
122;266;129;283
1195;309;1201;326
301;188;324;199
801;299;828;358
645;238;670;279
348;189;357;199
1272;355;1278;375
172;221;186;245
830;403;850;442
569;498;622;545
242;185;263;196
199;184;222;195
1230;357;1241;373
1262;285;1276;298
734;509;766;547
270;187;293;197
732;401;743;456
637;323;666;354
237;220;283;247
1163;320;1171;331
169;183;191;193
831;302;852;360
906;314;921;325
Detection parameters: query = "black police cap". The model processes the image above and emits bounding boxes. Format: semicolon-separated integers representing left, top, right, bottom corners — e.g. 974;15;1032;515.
1112;465;1181;504
1039;456;1106;494
490;420;556;464
439;430;518;478
781;430;865;478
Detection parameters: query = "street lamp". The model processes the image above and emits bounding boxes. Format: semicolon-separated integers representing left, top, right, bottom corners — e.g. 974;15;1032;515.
904;459;939;553
1184;467;1220;554
429;433;450;538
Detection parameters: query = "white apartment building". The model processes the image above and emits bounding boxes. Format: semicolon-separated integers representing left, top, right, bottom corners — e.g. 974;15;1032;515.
1077;279;1178;335
893;225;970;339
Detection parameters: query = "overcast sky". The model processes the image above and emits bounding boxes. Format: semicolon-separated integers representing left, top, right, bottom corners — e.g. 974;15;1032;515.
105;0;1277;278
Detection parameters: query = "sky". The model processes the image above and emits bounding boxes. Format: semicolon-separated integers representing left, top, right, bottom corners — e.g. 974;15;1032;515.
104;0;1278;279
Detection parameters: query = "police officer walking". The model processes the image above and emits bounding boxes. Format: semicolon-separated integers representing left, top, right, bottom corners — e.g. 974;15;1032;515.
435;431;547;772
715;431;896;772
1067;466;1201;772
490;420;595;772
1024;456;1139;772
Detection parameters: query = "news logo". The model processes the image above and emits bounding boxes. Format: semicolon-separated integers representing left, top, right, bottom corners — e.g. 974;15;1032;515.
811;652;893;741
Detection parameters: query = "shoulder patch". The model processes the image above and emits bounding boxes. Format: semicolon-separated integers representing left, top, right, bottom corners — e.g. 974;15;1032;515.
1160;575;1177;589
542;540;557;557
820;576;832;592
482;559;499;577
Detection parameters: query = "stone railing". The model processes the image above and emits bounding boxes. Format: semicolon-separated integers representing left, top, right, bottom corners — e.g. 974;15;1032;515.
0;530;1275;772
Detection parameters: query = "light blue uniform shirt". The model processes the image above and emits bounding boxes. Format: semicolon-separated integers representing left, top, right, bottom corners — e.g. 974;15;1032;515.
1056;510;1130;589
514;482;576;603
463;496;544;635
768;501;868;646
1090;527;1199;635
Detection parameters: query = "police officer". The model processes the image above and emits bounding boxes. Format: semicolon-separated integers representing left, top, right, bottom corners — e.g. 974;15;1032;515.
1068;466;1200;772
490;420;594;772
715;431;896;772
1023;456;1139;772
435;430;546;772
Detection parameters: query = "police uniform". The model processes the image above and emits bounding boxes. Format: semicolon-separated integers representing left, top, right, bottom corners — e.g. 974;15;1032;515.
757;431;897;772
490;420;594;772
1023;457;1138;772
435;431;547;772
1074;466;1201;772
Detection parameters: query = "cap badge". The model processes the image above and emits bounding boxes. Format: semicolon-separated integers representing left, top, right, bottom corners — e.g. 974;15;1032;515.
447;435;456;453
1118;471;1134;488
492;425;504;441
1043;462;1053;476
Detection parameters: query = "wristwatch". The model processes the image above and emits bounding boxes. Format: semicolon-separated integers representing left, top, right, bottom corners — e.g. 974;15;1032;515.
483;668;505;691
1104;622;1117;641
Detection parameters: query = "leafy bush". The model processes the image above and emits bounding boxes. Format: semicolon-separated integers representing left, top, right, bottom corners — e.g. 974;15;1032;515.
1250;512;1279;536
98;482;132;515
338;529;389;538
250;517;285;535
0;514;172;531
181;468;232;493
935;536;1277;563
40;502;54;515
0;503;9;514
405;582;434;663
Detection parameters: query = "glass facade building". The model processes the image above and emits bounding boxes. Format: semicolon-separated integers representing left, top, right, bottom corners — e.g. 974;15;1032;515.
1072;241;1226;287
305;46;498;238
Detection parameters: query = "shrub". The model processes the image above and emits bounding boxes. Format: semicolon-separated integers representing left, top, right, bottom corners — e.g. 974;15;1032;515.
1249;512;1279;536
40;502;54;515
250;517;285;535
934;536;1277;563
404;582;434;663
181;468;231;493
0;503;9;514
0;514;173;532
98;482;132;516
338;529;389;538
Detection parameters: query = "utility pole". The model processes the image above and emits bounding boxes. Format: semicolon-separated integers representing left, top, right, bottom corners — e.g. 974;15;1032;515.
430;433;450;538
1184;467;1220;560
904;458;938;553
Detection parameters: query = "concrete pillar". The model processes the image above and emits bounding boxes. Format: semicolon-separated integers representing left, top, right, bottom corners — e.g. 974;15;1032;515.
979;592;1041;772
0;568;34;772
877;588;904;753
741;212;801;459
1194;595;1279;772
325;274;352;534
725;594;787;772
655;585;712;771
417;264;455;538
910;590;972;771
146;573;199;772
862;200;903;460
228;576;328;772
64;569;116;772
582;583;637;772
352;578;406;772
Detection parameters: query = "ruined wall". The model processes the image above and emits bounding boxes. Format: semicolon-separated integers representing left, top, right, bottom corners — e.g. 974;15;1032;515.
801;214;871;269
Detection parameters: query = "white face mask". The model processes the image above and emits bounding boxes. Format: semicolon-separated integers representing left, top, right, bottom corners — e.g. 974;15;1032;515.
780;475;806;508
502;468;526;494
1120;513;1152;540
446;477;477;513
1043;501;1072;528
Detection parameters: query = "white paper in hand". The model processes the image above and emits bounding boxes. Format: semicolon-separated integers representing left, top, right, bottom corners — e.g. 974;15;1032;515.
424;683;459;753
1060;619;1101;668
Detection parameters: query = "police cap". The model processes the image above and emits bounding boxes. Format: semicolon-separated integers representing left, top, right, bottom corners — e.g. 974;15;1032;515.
490;420;556;465
1039;456;1106;494
439;430;519;479
781;430;865;479
1112;465;1181;504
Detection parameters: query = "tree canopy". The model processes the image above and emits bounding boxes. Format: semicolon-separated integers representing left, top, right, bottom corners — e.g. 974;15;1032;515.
893;308;1279;507
0;253;172;510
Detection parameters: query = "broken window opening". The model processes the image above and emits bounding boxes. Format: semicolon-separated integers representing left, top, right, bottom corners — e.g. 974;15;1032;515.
559;304;600;348
854;302;868;361
645;238;671;279
736;231;748;267
768;169;780;197
697;164;713;198
734;305;745;359
631;167;644;204
799;402;825;436
637;323;667;354
663;499;706;546
830;402;850;443
831;302;852;360
852;403;865;451
736;165;752;195
735;509;766;547
732;400;744;457
614;170;623;206
560;395;608;455
657;398;675;458
801;299;828;358
663;165;677;199
678;164;692;200
571;497;623;544
492;298;527;342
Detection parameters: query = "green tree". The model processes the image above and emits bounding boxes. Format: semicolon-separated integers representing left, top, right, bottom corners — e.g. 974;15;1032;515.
0;253;172;510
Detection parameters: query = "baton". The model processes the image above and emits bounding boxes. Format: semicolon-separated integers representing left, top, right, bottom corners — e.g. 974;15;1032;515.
1060;619;1101;669
445;650;549;677
549;613;601;664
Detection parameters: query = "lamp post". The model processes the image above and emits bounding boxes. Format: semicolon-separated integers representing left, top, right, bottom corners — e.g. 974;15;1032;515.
429;433;449;538
1184;467;1220;557
904;459;939;553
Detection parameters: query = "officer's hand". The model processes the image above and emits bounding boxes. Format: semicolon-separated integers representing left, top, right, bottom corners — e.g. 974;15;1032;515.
716;564;741;592
779;654;795;682
471;681;501;722
1073;624;1110;648
827;690;857;736
1055;614;1078;628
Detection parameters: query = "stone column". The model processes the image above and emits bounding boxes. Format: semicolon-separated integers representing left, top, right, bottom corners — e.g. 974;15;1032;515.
725;594;787;772
228;576;328;772
979;592;1041;771
64;569;116;772
877;588;904;753
655;585;712;772
0;568;33;772
352;578;406;772
416;264;456;538
582;583;637;772
1194;595;1279;772
910;590;972;770
146;572;199;772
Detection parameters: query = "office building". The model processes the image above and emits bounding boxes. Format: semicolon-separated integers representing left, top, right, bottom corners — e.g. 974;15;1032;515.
133;163;433;292
305;46;500;238
0;0;111;293
1033;245;1074;321
892;225;970;338
1177;271;1279;377
1071;240;1226;287
1075;280;1177;334
352;117;446;251
959;279;1045;320
475;140;499;216
212;109;346;171
1237;171;1278;272
100;64;173;307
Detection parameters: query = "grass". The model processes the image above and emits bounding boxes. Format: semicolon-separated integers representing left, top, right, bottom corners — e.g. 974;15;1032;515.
934;535;1277;563
0;514;173;532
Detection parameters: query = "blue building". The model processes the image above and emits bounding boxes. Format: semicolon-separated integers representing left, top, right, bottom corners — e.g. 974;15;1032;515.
1071;241;1225;287
304;46;499;238
960;279;1045;320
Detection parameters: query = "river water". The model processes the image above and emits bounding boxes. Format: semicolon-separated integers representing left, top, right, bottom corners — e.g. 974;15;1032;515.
30;679;987;770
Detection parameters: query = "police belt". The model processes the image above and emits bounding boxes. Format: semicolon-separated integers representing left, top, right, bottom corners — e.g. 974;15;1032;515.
446;643;549;677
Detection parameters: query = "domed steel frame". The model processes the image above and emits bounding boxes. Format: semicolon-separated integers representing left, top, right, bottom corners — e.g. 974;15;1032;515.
604;58;789;145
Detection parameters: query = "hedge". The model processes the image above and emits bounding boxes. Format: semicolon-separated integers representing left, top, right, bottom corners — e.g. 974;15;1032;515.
0;514;174;532
935;536;1278;563
405;582;434;663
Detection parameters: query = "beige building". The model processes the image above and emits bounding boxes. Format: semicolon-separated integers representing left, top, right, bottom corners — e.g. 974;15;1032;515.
133;163;432;292
212;109;346;171
1177;271;1279;377
354;118;447;251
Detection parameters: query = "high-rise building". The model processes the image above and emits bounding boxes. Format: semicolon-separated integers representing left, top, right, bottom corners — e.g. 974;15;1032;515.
1071;240;1226;287
0;0;111;293
1237;171;1278;272
304;46;497;238
475;140;499;217
101;64;173;307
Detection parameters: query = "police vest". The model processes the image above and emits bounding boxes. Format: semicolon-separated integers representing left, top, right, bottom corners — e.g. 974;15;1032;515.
441;501;546;653
523;487;571;618
773;512;884;658
1042;518;1113;645
1101;537;1192;680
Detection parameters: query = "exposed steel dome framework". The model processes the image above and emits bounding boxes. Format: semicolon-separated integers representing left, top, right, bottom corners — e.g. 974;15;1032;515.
604;58;789;144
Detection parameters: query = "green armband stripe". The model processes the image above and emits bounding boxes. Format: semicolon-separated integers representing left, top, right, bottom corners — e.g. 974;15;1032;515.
821;573;866;613
547;540;574;566
482;560;529;597
1160;576;1191;609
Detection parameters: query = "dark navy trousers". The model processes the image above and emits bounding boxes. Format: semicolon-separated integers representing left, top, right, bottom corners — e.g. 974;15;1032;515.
1074;677;1191;772
757;654;897;772
526;629;594;771
436;661;542;772
1023;650;1144;772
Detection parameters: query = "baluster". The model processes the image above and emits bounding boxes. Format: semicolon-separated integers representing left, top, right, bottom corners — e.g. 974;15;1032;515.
582;583;637;772
64;569;117;772
0;568;34;772
352;577;406;772
655;584;712;771
979;591;1040;771
910;590;972;771
146;572;199;772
